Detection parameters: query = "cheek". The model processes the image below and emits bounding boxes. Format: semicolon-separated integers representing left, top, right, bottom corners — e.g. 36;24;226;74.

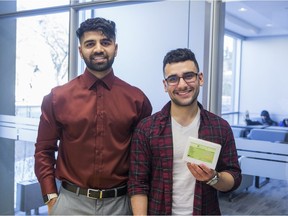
79;49;87;58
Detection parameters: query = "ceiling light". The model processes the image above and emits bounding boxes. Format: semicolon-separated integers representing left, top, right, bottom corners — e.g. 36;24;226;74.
226;12;260;34
238;7;247;12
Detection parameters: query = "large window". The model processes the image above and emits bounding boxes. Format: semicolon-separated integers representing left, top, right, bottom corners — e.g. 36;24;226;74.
17;0;69;11
14;10;69;211
16;13;69;118
0;0;211;214
222;34;242;124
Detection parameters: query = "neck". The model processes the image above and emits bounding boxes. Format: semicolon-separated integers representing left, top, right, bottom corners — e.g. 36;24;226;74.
87;68;112;79
171;102;199;127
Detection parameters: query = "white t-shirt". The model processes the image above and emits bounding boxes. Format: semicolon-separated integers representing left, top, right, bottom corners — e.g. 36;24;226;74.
171;109;200;215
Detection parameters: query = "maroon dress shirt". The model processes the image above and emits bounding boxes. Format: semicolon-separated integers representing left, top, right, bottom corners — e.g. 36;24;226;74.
35;68;152;195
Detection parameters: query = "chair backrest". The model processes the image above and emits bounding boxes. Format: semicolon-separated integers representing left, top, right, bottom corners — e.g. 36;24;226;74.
232;127;246;138
247;128;288;142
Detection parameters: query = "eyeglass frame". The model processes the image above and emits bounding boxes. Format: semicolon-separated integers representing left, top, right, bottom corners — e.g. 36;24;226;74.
164;71;199;86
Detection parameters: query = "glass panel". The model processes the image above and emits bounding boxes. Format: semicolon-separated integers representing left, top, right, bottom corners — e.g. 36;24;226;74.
78;0;96;2
14;12;69;211
222;35;241;124
16;13;69;118
77;1;190;112
17;0;69;11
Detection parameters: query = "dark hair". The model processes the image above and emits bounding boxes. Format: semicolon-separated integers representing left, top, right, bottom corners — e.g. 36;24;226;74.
260;110;269;117
162;48;200;73
76;17;116;41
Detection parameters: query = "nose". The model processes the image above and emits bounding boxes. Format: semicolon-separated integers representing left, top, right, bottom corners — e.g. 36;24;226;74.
177;77;188;86
93;42;104;53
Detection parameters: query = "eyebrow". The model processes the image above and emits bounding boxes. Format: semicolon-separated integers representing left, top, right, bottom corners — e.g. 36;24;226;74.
169;71;197;76
83;38;113;44
83;39;95;44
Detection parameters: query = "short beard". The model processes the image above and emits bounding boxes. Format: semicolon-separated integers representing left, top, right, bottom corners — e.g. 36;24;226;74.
84;55;115;72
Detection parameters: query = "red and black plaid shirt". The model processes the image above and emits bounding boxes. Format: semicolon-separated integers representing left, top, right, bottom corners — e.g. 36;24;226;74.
128;102;242;215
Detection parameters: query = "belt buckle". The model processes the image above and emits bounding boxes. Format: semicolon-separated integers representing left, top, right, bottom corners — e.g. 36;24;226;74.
87;188;103;199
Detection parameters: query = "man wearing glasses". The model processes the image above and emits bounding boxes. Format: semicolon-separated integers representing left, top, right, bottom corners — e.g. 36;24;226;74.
128;48;241;215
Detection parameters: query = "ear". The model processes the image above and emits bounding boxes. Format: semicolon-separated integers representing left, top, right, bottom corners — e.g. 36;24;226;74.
198;72;204;86
114;43;118;57
78;46;83;59
163;80;168;92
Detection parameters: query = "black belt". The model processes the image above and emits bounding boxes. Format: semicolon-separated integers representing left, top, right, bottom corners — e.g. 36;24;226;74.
62;181;127;199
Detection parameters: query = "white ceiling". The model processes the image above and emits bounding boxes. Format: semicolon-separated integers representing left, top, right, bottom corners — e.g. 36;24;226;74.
225;1;288;38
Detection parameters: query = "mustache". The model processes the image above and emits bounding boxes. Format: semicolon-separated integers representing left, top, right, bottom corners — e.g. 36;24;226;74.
174;87;193;92
92;51;105;55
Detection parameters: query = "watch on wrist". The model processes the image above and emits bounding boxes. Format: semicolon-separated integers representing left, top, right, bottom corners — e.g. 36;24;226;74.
43;193;58;204
206;171;219;186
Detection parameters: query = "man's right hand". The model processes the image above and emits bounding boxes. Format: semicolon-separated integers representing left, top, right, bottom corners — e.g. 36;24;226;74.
47;197;57;215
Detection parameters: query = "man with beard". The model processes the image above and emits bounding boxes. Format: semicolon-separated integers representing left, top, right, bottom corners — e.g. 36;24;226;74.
128;48;241;215
34;17;152;215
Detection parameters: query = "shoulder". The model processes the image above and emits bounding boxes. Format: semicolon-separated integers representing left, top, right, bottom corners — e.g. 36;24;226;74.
199;107;233;143
41;76;84;106
134;108;168;136
113;76;142;92
136;111;163;128
51;75;83;93
200;108;230;128
134;104;171;138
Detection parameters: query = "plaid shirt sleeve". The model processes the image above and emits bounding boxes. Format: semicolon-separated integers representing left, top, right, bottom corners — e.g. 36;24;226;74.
193;108;242;215
128;107;174;215
199;109;242;190
128;117;152;196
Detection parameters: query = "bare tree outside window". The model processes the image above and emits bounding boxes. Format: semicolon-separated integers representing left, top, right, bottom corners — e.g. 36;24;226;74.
14;12;69;210
16;13;69;113
36;16;69;85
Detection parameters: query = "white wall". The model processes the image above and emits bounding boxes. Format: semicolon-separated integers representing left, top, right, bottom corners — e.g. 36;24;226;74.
240;36;288;122
95;0;210;113
95;1;189;113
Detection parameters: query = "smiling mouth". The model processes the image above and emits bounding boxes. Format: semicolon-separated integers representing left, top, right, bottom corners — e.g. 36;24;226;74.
176;89;192;96
92;56;106;63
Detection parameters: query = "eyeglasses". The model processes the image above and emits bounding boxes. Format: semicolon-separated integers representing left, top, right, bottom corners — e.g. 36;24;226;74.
165;72;198;86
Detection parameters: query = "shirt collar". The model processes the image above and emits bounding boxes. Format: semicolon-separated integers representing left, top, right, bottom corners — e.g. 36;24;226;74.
83;68;115;90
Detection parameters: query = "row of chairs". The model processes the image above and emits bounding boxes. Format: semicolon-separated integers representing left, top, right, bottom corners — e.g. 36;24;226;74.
228;125;288;201
232;126;288;143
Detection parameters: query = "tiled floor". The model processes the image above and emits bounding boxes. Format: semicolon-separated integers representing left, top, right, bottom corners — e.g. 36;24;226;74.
220;179;288;215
